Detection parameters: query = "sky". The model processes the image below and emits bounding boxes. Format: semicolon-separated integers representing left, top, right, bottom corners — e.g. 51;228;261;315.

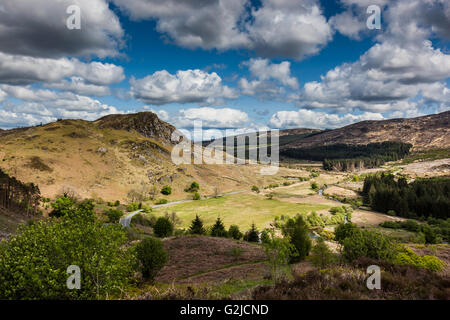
0;0;449;140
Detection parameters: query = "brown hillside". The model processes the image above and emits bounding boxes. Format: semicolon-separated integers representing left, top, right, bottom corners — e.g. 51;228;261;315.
0;112;297;202
282;111;450;151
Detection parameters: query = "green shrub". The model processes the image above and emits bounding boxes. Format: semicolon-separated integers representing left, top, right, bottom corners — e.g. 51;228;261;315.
310;182;318;190
0;213;135;299
334;222;358;244
251;185;260;193
127;202;139;212
136;237;168;281
394;247;444;272
260;229;271;244
342;229;396;262
329;206;345;215
263;235;298;282
49;196;77;218
185;181;199;192
281;215;311;262
310;238;336;268
114;200;120;206
244;223;260;242
228;225;243;240
189;215;206;235
105;208;123;223
132;213;157;227
210;217;227;237
155;198;168;204
193;192;201;200
153;217;174;238
161;185;172;195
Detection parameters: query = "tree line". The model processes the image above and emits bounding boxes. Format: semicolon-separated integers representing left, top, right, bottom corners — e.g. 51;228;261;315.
0;168;41;216
362;173;450;219
281;141;412;171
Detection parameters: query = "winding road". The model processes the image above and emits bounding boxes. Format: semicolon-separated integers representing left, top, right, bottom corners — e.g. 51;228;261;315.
119;190;248;227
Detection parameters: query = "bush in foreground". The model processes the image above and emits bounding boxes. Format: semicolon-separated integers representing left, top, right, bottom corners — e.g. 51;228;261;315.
0;214;136;299
136;237;168;281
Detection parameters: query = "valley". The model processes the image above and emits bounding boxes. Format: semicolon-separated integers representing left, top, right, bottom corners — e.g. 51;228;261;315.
0;111;449;300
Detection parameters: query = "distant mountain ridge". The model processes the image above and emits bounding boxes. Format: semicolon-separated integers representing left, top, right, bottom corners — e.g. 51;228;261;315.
280;111;450;151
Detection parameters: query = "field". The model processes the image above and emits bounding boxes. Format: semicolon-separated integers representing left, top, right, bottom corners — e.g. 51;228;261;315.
152;192;333;230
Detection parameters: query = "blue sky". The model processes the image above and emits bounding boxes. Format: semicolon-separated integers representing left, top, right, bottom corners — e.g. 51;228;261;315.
0;0;449;138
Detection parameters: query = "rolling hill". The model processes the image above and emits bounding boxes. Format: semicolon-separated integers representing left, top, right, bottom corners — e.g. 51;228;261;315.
0;112;295;202
280;111;450;151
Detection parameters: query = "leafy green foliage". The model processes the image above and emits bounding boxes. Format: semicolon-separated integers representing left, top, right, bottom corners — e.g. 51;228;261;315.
49;196;77;218
281;215;311;262
393;247;444;272
188;215;206;235
105;208;123;223
251;185;260;193
135;237;168;281
263;231;298;282
161;185;172;195
185;181;200;192
0;209;136;299
155;198;168;204
341;228;396;262
310;182;319;190
310;238;336;268
334;222;358;244
193;192;201;200
153;217;174;238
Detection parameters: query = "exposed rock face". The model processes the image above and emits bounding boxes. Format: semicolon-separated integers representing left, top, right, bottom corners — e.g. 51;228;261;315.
95;112;177;145
281;111;450;151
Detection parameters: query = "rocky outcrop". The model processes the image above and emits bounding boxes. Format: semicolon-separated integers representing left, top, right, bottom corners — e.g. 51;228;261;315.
95;112;178;145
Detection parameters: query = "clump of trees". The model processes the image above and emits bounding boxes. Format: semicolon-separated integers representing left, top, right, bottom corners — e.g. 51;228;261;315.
281;141;412;171
362;174;450;220
0;168;41;216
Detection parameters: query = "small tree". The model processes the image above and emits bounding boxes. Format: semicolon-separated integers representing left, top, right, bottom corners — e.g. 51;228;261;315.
263;232;298;282
334;222;358;244
189;215;205;235
105;209;123;223
189;182;200;192
210;217;227;237
244;223;260;242
49;196;77;218
161;185;172;195
228;225;243;240
136;237;168;281
193;192;201;200
153;217;174;238
251;185;260;193
310;182;319;190
310;238;336;268
281;215;311;262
